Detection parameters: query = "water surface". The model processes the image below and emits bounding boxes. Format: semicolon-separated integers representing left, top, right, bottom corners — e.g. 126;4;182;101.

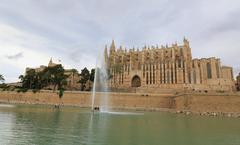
0;104;240;145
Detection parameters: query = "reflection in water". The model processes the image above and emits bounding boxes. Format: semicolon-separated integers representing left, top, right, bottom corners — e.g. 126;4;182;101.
0;112;15;145
0;104;240;145
100;111;144;115
0;104;15;108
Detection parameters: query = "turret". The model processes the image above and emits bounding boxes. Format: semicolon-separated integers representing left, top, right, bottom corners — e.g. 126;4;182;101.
48;58;53;67
183;37;189;47
182;37;192;60
104;45;108;64
110;39;116;53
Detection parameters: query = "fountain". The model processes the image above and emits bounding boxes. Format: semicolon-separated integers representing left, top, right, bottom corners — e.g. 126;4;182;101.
91;47;144;115
91;53;109;112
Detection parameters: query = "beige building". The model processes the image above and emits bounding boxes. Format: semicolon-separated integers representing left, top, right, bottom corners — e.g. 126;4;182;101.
26;58;80;90
105;38;235;93
236;73;240;91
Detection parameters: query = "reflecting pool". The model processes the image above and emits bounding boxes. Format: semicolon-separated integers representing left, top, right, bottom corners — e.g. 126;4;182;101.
0;104;240;145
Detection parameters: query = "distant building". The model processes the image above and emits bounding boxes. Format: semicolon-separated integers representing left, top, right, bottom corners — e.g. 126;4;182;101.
6;82;22;88
236;73;240;91
105;38;235;93
26;58;81;90
64;69;81;90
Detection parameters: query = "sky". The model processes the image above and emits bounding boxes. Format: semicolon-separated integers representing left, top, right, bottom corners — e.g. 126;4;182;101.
0;0;240;83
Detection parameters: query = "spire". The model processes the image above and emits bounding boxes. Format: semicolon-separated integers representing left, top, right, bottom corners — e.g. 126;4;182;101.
183;37;189;47
183;36;187;41
104;45;108;57
48;57;54;67
104;45;108;64
119;45;123;50
110;39;116;50
143;44;147;49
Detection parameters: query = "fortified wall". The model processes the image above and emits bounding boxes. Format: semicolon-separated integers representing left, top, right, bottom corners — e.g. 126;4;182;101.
0;91;240;113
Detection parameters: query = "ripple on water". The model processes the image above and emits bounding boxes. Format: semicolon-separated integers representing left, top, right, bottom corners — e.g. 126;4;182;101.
98;111;144;115
0;104;15;108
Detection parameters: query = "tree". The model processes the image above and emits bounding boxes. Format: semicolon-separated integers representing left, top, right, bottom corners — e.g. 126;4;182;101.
19;69;37;89
0;74;4;83
47;64;68;91
71;69;78;74
45;65;68;104
90;68;95;82
18;65;68;93
79;67;90;91
38;70;51;89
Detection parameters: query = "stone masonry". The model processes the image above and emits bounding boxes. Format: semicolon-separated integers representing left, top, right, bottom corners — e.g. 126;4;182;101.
105;38;235;93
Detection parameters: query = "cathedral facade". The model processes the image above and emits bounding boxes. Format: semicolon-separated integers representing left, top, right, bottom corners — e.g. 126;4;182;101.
105;38;235;93
236;73;240;91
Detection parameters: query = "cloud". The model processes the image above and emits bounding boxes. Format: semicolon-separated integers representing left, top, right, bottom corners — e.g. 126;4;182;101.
0;0;240;82
6;52;23;60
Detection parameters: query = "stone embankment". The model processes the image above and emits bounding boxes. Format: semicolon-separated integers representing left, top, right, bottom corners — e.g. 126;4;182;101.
174;93;240;118
175;110;240;118
0;90;240;117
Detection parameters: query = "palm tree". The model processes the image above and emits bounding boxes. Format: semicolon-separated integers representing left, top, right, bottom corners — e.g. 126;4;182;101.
0;74;4;83
70;69;78;89
18;75;24;81
71;69;78;74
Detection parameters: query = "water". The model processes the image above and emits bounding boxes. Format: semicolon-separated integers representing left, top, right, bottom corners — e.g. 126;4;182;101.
0;104;240;145
91;52;109;112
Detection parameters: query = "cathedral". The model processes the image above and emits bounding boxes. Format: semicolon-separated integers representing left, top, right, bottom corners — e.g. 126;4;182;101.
105;38;235;93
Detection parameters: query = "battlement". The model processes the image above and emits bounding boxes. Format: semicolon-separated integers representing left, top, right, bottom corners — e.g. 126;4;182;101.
106;38;190;55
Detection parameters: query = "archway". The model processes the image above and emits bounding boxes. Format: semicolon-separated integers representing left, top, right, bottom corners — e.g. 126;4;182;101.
131;75;141;87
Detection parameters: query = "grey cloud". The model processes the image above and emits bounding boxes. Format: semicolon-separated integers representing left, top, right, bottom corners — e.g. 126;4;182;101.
1;0;240;82
6;52;23;60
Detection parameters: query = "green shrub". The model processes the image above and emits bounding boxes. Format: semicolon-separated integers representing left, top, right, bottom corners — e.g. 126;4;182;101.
59;89;64;98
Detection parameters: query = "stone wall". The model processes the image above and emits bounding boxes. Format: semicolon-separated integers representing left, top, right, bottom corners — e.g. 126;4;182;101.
0;91;174;110
0;91;240;113
174;93;240;113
